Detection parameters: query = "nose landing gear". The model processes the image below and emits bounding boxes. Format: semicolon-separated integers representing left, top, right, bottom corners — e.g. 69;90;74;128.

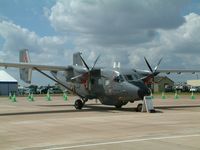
136;103;143;112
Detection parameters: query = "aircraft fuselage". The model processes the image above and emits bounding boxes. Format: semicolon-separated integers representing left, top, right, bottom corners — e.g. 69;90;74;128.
52;67;151;107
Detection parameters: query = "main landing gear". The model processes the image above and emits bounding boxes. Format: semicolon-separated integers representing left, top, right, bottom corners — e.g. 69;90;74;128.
74;99;83;109
74;98;88;110
115;101;128;109
136;103;143;112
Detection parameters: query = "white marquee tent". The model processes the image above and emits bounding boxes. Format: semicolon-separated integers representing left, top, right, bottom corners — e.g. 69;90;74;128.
0;70;18;96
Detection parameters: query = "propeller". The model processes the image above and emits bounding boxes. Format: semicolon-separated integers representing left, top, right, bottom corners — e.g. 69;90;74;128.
80;55;90;71
144;57;162;76
143;57;163;92
92;55;100;70
79;54;101;72
77;54;101;91
144;57;153;73
154;57;163;72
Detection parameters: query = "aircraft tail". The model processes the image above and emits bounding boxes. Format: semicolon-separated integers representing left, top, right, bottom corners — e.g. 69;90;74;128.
73;52;83;66
19;49;32;84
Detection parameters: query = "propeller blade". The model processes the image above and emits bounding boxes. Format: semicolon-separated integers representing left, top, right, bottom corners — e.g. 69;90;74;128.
91;55;100;70
71;74;84;81
144;57;153;73
79;54;90;70
154;57;163;72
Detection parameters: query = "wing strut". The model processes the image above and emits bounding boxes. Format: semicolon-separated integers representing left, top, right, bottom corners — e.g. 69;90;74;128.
33;67;83;98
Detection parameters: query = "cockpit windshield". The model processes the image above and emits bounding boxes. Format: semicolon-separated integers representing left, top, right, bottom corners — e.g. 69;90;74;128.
125;75;133;81
124;74;139;82
113;75;124;82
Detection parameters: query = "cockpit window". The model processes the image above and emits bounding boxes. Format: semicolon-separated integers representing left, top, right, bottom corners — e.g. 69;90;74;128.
124;74;139;81
113;75;124;82
125;75;133;81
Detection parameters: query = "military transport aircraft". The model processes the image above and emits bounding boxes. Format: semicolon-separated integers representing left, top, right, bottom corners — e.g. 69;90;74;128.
0;49;200;112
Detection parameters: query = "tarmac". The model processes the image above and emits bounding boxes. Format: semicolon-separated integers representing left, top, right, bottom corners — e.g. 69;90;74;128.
0;94;200;150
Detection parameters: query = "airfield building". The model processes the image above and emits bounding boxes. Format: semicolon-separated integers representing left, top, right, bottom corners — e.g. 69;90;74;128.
0;70;18;96
153;76;174;92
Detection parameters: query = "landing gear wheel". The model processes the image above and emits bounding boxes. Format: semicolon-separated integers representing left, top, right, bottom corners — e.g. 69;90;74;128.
115;101;128;109
74;99;84;110
115;104;123;109
136;103;143;112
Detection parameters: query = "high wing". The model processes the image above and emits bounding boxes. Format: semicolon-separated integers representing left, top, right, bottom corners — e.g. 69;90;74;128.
141;57;200;80
157;69;200;74
135;68;200;83
0;62;70;71
0;50;88;85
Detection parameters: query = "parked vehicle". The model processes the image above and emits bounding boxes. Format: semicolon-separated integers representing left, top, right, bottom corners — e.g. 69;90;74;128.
49;86;63;94
18;86;29;95
190;87;197;92
37;86;50;94
164;85;174;92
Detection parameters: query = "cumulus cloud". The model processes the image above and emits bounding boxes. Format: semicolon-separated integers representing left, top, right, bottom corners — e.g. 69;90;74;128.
0;20;75;85
1;0;199;70
73;12;200;70
154;13;200;68
45;0;196;70
0;20;72;65
0;0;200;84
159;13;200;53
123;13;200;69
48;0;188;46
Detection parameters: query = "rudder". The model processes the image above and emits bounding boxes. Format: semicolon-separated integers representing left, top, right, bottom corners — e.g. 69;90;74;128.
19;49;32;83
73;52;83;66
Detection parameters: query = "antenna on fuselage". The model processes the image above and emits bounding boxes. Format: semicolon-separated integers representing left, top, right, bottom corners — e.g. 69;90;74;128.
113;61;120;69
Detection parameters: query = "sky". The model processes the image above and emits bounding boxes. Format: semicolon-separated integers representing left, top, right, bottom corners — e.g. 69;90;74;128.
0;0;200;86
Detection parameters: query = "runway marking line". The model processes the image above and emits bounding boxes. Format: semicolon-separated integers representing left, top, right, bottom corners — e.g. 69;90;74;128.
42;134;200;150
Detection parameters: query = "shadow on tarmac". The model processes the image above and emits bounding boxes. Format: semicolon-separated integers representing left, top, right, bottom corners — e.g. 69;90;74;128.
36;103;100;107
0;104;137;116
155;105;200;110
0;104;200;116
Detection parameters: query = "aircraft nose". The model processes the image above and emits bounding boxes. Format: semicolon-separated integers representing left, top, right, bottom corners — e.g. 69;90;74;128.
129;81;151;99
138;88;151;99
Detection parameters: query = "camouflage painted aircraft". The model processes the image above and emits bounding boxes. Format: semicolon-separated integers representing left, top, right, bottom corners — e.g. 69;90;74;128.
0;49;200;112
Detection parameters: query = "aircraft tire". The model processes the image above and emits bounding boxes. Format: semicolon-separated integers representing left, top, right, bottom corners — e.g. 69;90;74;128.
115;104;122;109
74;99;83;110
115;101;128;109
136;103;143;112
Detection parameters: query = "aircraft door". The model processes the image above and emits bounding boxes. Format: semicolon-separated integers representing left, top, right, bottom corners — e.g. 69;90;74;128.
89;77;104;94
88;69;104;94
